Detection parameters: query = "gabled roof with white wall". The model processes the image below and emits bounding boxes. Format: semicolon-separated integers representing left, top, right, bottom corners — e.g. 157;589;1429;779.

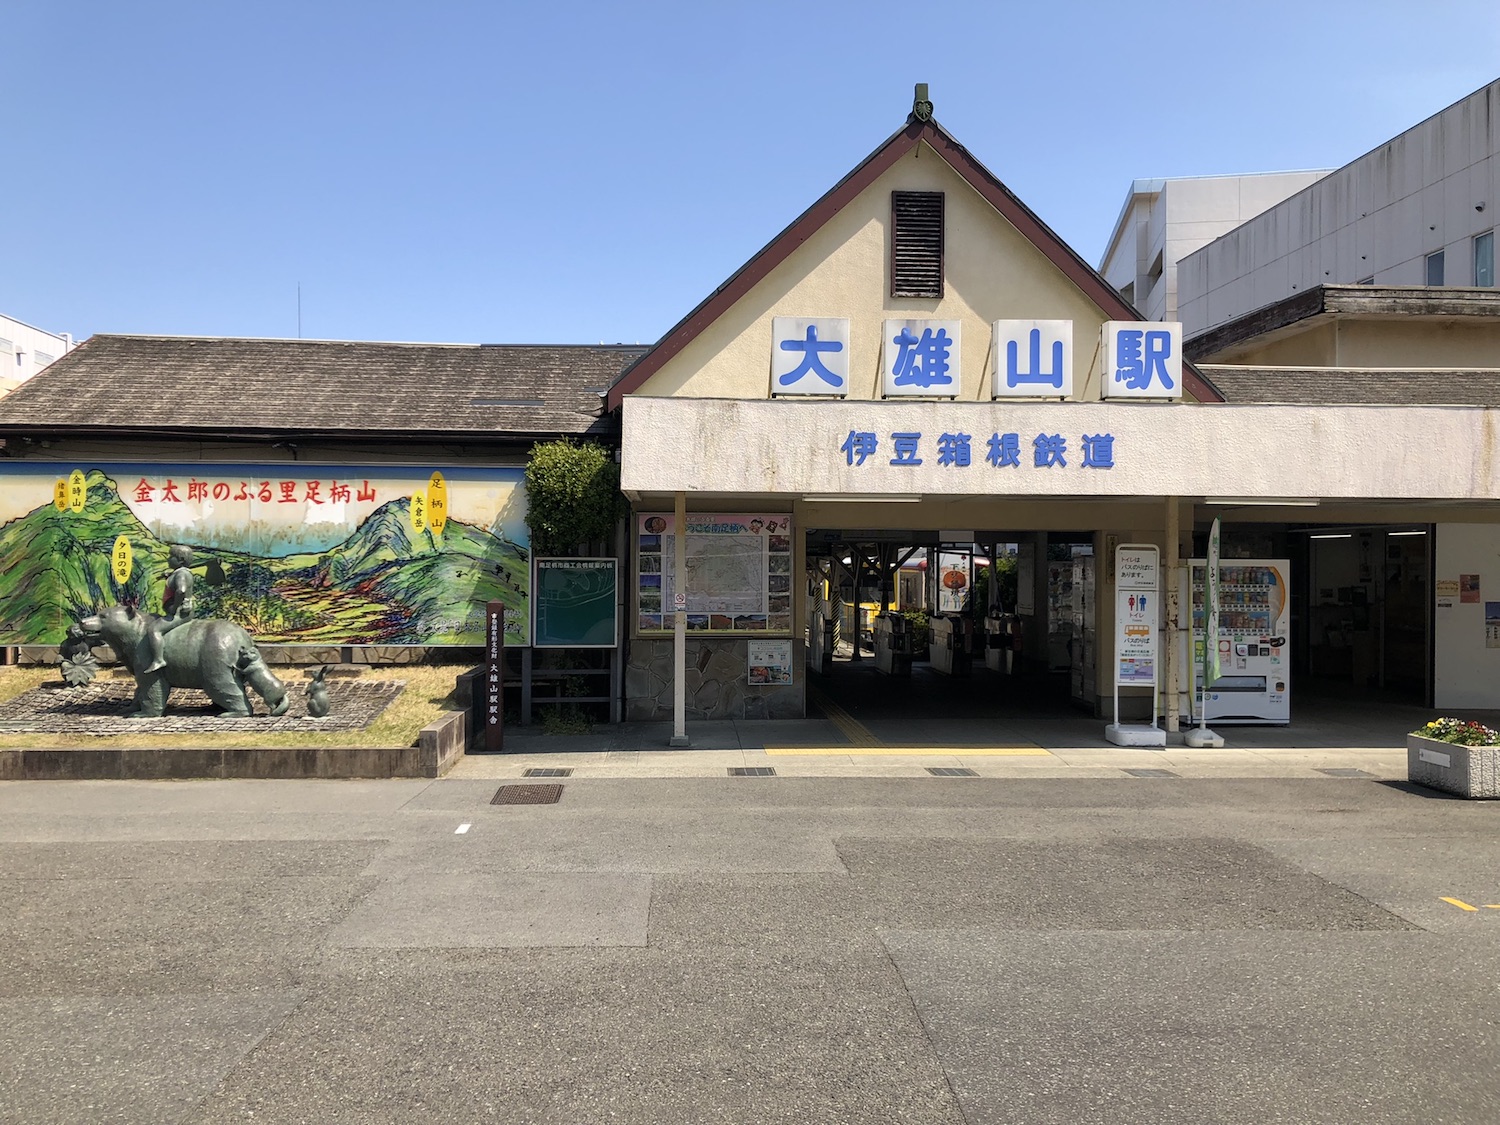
607;108;1221;408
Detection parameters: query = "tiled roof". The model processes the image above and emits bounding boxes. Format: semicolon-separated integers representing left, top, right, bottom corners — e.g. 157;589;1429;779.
1185;284;1500;363
0;335;648;440
1199;365;1500;405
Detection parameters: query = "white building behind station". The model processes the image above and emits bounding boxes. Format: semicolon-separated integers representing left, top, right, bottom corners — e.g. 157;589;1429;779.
1099;171;1330;323
0;313;76;396
1178;78;1499;338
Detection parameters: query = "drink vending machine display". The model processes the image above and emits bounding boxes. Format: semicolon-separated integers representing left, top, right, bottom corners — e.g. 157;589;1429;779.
1182;558;1291;724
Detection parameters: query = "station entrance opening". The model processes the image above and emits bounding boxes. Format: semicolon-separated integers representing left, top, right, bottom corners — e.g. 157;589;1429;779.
802;521;1433;729
804;529;1098;726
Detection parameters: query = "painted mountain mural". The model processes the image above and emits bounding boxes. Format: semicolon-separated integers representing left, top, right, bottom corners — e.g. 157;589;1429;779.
0;470;528;645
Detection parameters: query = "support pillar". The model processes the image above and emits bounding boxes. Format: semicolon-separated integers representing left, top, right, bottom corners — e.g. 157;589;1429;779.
1164;496;1180;734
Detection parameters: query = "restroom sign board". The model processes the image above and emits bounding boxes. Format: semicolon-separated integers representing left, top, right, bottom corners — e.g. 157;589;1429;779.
1114;545;1159;686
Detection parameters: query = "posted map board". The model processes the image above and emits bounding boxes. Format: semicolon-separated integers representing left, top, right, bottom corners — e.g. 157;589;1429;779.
532;558;618;648
636;513;793;634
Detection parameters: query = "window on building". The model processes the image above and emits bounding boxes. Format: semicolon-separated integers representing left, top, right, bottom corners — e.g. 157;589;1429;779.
1426;250;1445;286
1356;277;1375;286
890;191;944;298
1476;231;1495;287
1119;282;1135;306
34;351;53;366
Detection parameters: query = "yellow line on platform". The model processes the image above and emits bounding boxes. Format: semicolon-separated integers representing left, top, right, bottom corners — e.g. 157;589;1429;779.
1442;897;1478;912
763;746;1052;757
805;683;883;748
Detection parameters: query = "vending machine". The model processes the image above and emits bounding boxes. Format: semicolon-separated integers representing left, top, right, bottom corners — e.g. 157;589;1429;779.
1182;559;1291;724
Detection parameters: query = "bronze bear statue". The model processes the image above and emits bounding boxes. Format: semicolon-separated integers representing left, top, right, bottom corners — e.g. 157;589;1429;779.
79;604;289;719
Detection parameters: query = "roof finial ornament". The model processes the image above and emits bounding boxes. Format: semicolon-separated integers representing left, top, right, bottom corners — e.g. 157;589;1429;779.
911;83;933;122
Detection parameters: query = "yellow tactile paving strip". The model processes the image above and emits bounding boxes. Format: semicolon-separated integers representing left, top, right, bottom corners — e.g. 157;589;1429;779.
763;745;1052;756
797;683;1050;755
805;682;883;747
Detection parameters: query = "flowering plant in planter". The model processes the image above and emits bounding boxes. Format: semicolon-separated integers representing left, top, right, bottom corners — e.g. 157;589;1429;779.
1415;718;1500;746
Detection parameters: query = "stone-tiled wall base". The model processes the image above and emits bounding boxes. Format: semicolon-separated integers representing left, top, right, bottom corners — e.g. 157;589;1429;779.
1408;735;1500;798
626;639;804;721
0;745;445;781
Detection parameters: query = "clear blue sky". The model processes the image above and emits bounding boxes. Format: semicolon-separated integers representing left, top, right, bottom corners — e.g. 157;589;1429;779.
6;1;1497;346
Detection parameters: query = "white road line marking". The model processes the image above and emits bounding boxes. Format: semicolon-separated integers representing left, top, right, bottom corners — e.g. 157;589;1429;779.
455;823;471;834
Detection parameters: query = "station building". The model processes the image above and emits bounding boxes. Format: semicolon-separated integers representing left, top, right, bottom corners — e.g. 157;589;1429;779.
609;87;1500;725
1;86;1498;732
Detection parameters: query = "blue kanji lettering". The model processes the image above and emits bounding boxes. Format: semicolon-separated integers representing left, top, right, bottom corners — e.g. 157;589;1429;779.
936;432;971;467
1033;433;1067;468
778;325;845;388
890;327;953;388
1113;328;1175;391
841;430;878;466
986;432;1021;468
1006;328;1065;390
890;432;923;465
1081;433;1115;468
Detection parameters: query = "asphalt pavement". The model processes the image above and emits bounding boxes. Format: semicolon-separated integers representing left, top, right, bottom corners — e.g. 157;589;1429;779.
1;770;1498;1124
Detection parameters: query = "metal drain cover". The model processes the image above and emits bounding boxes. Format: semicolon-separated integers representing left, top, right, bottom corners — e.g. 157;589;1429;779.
524;768;573;778
1122;768;1178;779
1317;768;1374;778
927;767;978;777
491;784;563;805
728;766;776;777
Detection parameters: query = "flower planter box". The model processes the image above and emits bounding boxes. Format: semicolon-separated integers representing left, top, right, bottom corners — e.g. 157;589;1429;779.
1407;733;1500;799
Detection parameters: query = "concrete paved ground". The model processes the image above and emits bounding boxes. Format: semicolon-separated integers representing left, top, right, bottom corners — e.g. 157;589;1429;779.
2;772;1498;1123
464;663;1473;780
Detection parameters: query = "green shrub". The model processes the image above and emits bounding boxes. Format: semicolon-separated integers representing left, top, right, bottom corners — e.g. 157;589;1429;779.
524;441;625;555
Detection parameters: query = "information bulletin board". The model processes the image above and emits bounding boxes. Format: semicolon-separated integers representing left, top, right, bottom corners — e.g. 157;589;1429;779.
636;513;792;634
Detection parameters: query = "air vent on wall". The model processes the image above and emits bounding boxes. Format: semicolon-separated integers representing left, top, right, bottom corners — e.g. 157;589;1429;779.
891;191;944;298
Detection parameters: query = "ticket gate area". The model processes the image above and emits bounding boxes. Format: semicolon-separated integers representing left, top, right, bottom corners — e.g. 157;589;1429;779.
805;531;1083;722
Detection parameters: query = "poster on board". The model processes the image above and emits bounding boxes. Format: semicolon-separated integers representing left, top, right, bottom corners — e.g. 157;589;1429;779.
636;513;792;634
937;551;971;614
747;639;793;685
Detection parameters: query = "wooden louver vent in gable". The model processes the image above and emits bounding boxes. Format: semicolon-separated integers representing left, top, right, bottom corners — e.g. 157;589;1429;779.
890;190;944;298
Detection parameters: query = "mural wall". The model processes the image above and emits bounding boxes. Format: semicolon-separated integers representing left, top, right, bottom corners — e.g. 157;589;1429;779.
0;463;530;646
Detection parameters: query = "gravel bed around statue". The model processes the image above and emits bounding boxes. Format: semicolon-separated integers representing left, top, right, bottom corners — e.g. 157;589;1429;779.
0;678;404;734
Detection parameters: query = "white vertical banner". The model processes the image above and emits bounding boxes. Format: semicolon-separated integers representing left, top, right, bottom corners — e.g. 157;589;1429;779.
1016;542;1035;616
1206;517;1222;683
1114;545;1159;687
